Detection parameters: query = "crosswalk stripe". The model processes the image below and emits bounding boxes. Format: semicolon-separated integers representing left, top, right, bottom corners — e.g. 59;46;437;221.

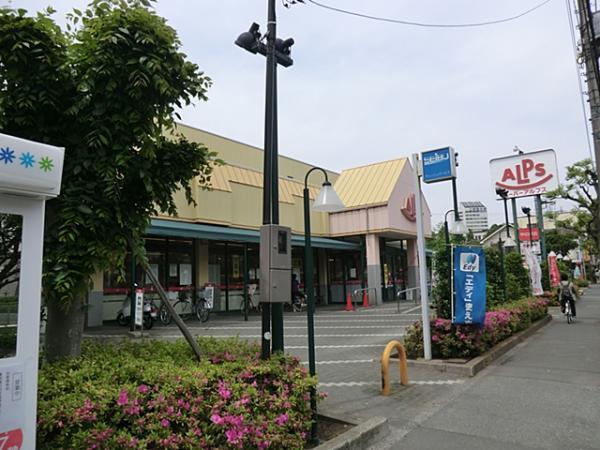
318;379;465;387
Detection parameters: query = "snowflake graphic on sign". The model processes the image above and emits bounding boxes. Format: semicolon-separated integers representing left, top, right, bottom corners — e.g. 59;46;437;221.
0;147;15;164
39;156;54;172
19;152;35;168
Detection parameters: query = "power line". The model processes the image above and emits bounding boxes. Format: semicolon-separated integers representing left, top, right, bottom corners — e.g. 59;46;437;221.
302;0;553;28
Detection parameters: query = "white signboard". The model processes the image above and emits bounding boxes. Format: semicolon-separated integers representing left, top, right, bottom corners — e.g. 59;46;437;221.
134;289;144;327
489;149;559;198
0;134;64;449
0;133;64;198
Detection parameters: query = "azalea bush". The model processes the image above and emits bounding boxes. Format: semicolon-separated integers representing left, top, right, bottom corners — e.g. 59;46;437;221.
404;297;549;359
37;338;317;449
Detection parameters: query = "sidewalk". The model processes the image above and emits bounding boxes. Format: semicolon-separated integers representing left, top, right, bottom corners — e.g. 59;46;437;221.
369;285;600;449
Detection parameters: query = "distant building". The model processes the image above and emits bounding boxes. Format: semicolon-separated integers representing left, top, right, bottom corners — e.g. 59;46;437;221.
458;201;488;233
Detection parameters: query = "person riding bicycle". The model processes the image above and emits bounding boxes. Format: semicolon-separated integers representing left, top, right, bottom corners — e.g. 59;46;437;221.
558;273;578;318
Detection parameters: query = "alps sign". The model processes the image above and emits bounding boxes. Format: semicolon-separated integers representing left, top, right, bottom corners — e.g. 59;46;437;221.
489;149;558;199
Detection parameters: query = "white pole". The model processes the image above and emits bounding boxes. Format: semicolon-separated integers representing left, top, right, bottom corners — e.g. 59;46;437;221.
412;153;432;360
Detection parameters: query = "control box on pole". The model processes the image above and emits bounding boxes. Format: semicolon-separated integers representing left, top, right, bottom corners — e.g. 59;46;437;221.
259;224;292;303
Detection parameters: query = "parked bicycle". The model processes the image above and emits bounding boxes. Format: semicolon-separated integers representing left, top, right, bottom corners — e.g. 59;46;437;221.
159;290;210;325
240;284;261;318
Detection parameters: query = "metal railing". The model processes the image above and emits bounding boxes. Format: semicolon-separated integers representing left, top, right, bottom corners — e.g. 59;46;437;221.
395;284;432;313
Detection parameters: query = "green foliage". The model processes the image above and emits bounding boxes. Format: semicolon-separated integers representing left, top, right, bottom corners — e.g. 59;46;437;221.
0;2;216;311
0;327;16;358
38;338;316;449
484;246;504;308
546;158;599;255
0;214;22;291
404;297;549;359
540;260;550;292
504;252;531;301
573;278;589;288
544;230;578;256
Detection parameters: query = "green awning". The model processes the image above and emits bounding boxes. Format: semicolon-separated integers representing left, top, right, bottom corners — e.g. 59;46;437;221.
147;219;360;250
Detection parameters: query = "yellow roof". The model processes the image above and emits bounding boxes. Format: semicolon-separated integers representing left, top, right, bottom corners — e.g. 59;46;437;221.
209;164;319;203
334;158;407;209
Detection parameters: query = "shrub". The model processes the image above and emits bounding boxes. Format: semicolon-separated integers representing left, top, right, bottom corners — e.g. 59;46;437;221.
573;278;589;288
37;338;316;449
505;252;532;301
404;297;549;359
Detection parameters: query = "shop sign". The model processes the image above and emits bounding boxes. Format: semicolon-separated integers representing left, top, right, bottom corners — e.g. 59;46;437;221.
490;149;558;198
421;147;456;183
401;193;416;222
518;227;540;241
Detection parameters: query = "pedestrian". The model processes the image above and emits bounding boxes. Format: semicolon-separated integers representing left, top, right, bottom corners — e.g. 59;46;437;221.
558;273;578;318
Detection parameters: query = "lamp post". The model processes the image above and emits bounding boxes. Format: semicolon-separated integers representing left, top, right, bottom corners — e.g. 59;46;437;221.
235;2;295;357
521;206;533;251
443;209;467;319
303;167;344;445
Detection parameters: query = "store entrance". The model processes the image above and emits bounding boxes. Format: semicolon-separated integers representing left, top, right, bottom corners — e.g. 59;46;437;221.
381;239;408;303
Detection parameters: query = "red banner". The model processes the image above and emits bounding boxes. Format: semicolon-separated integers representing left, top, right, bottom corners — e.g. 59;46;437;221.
548;253;560;287
518;227;539;241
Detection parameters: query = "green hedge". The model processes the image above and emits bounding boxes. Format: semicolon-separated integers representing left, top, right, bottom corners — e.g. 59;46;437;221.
404;297;549;360
38;338;316;449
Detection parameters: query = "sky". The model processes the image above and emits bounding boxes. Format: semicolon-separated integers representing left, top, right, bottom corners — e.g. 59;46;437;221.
12;0;595;227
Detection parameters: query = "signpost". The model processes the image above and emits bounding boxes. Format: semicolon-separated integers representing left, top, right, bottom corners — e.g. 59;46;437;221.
421;147;457;184
0;133;64;450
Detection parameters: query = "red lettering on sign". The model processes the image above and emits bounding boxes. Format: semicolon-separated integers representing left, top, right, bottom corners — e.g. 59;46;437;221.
0;428;23;449
497;160;553;190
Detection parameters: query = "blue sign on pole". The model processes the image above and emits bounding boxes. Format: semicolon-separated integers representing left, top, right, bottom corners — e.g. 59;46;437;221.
453;246;486;325
421;147;456;184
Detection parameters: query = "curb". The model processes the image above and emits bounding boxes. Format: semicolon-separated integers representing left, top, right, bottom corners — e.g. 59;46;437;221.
407;314;553;377
313;416;389;450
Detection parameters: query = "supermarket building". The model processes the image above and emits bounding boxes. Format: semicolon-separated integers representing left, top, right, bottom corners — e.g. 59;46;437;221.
88;124;432;324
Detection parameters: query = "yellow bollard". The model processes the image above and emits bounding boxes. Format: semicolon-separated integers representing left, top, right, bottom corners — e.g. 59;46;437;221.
380;340;409;396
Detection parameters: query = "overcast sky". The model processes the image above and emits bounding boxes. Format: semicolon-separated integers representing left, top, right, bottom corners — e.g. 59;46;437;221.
14;0;594;226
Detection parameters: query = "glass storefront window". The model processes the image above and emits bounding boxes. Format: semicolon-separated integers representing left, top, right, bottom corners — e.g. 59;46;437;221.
208;242;227;312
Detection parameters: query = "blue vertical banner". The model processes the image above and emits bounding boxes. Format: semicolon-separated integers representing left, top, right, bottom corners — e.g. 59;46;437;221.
453;246;486;325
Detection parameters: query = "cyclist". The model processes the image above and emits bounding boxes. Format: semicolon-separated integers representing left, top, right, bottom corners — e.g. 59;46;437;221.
291;273;304;310
558;273;578;318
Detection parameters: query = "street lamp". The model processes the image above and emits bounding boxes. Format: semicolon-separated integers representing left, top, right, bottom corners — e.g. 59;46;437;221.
443;209;467;317
235;1;295;358
521;206;533;250
304;167;344;445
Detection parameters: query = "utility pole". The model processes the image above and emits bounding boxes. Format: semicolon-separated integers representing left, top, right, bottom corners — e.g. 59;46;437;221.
576;0;600;180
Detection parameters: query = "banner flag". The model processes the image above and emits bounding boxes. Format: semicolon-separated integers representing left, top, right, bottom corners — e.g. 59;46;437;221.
547;252;560;287
453;246;487;325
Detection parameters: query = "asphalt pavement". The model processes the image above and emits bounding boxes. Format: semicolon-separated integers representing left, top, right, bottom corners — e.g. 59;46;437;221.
371;285;600;449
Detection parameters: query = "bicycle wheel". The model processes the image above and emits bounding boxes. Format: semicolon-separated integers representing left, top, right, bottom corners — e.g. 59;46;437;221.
174;300;192;321
196;300;210;323
240;298;248;317
159;304;172;325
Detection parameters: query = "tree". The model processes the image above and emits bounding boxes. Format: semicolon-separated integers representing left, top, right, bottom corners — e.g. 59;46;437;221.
544;229;578;256
546;158;599;255
0;214;21;293
0;1;216;361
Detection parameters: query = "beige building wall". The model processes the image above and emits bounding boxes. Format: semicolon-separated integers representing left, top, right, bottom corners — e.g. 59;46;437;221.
159;124;337;236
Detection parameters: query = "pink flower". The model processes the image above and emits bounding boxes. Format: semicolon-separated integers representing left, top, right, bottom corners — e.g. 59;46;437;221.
117;390;129;406
137;384;149;394
211;413;225;425
218;380;232;400
160;418;170;428
432;335;440;342
226;428;243;444
275;413;288;426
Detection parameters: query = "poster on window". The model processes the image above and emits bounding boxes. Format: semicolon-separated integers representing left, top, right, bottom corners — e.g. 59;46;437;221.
179;263;192;285
453;246;487;325
169;263;178;277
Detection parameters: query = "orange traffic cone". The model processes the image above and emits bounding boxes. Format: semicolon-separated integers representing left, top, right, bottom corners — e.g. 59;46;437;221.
362;291;369;308
345;293;354;311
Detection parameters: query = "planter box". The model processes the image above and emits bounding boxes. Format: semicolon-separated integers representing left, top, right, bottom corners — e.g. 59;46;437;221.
407;315;552;377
